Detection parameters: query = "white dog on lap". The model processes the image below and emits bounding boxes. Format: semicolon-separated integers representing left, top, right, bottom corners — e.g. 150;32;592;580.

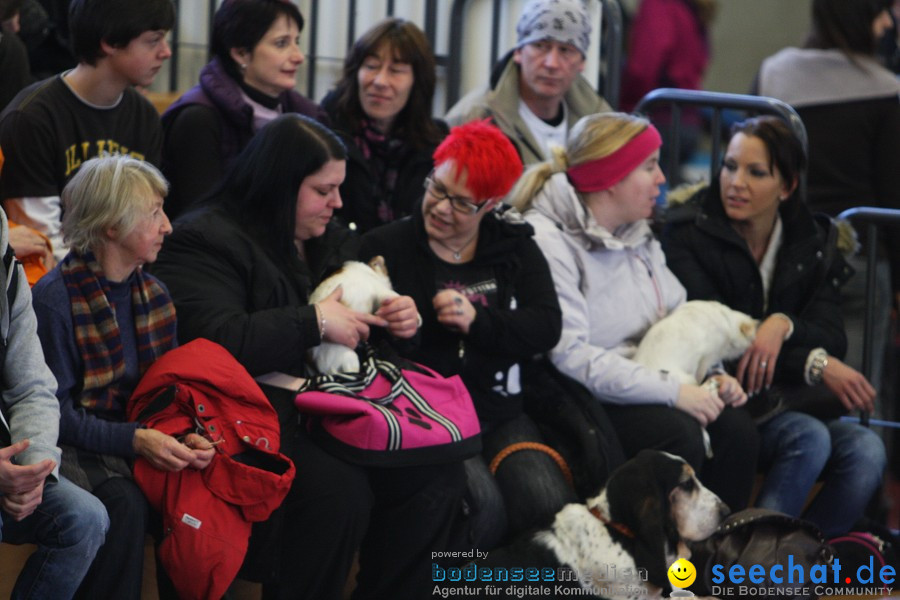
307;257;399;374
634;300;758;385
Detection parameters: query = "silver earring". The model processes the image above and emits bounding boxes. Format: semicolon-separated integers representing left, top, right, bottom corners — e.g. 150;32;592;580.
240;63;247;70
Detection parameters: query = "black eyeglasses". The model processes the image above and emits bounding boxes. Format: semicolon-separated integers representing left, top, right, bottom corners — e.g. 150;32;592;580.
423;173;483;215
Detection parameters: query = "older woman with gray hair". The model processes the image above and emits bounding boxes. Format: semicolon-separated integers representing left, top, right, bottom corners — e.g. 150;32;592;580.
30;155;215;599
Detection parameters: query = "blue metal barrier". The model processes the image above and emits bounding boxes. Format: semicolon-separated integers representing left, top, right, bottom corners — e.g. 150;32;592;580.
837;207;900;426
634;89;807;192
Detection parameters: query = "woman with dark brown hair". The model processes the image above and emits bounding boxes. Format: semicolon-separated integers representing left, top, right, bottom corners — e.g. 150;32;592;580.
161;0;327;219
153;114;464;599
321;17;447;233
663;116;885;537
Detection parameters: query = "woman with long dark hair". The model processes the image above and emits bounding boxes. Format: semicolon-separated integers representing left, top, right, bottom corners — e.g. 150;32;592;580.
152;113;465;599
321;18;447;233
663;116;885;536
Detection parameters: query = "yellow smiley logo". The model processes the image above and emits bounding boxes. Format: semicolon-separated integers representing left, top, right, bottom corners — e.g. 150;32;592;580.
667;558;697;589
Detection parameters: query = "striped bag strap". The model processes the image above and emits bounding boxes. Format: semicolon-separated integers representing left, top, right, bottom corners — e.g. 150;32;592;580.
300;345;403;406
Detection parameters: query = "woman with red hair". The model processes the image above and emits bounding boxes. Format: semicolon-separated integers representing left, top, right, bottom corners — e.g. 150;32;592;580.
360;120;571;546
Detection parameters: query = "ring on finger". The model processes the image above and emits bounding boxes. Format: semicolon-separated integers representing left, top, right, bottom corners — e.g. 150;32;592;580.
760;360;768;369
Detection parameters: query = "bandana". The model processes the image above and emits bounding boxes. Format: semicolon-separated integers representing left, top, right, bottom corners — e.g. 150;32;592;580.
516;0;591;56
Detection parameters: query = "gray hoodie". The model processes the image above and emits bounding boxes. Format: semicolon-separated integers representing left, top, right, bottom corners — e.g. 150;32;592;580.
0;209;61;479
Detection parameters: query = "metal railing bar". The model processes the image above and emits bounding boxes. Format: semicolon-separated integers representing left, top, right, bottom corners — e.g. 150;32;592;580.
836;207;900;427
601;0;622;109
306;0;320;98
490;0;502;68
634;89;807;192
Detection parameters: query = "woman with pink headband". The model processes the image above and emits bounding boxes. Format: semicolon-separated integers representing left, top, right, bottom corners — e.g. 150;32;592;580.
509;112;759;510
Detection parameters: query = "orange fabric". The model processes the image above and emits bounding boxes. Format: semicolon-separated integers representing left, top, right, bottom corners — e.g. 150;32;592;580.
2;148;52;286
7;221;51;286
489;441;574;488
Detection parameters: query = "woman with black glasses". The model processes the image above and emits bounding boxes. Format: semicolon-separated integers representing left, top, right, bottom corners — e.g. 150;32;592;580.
359;120;573;548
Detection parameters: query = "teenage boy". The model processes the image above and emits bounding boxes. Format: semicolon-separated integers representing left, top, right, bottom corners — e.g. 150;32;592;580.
445;0;611;165
0;0;175;262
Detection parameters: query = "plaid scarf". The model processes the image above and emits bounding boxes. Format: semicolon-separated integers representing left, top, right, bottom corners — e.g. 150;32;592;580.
60;250;176;412
354;118;404;225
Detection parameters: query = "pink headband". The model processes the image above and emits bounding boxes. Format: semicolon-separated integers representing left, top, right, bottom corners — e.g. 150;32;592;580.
566;125;663;193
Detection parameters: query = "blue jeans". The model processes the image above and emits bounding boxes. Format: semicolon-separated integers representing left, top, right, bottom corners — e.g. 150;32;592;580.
756;411;886;537
0;476;109;600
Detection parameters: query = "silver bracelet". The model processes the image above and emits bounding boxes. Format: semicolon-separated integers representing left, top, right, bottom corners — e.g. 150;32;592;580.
314;303;326;340
805;347;828;386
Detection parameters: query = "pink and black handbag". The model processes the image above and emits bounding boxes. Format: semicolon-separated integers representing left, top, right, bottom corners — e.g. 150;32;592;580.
294;344;482;467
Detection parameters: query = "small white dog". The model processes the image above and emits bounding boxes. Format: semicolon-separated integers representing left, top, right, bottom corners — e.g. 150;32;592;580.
633;300;757;385
307;256;398;374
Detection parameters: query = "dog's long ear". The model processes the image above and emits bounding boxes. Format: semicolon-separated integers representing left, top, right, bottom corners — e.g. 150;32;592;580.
605;450;683;590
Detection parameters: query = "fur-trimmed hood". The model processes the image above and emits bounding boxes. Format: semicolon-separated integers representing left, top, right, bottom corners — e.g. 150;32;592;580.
665;182;860;256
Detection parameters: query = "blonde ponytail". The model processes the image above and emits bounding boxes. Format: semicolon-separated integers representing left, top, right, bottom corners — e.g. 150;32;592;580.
509;112;653;212
508;144;569;212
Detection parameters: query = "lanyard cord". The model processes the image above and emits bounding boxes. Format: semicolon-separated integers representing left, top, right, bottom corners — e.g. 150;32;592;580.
633;253;665;320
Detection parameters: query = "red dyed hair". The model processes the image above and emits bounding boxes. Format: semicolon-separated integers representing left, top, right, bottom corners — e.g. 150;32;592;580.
432;120;523;201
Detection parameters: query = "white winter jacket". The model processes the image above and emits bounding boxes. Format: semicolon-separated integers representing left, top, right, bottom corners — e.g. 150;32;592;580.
525;173;685;406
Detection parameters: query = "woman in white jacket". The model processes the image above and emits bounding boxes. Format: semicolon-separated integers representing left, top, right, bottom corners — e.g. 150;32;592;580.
509;112;759;509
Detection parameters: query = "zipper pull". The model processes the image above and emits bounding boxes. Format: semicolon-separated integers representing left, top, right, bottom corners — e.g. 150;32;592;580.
458;340;465;360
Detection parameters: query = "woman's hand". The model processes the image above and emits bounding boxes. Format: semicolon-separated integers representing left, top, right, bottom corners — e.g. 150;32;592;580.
133;428;199;472
182;433;217;470
707;374;748;407
433;290;475;335
375;295;419;339
317;286;388;349
9;225;55;268
675;383;725;426
737;315;789;394
822;356;876;413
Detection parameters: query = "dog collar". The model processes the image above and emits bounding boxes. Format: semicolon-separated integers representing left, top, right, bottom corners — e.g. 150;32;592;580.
589;506;635;539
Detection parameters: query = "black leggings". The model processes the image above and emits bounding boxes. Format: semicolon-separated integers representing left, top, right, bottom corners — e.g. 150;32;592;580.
74;477;149;600
264;428;467;600
463;413;579;550
604;404;759;511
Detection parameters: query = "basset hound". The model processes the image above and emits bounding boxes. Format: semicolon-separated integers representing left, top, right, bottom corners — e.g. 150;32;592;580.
472;450;728;599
